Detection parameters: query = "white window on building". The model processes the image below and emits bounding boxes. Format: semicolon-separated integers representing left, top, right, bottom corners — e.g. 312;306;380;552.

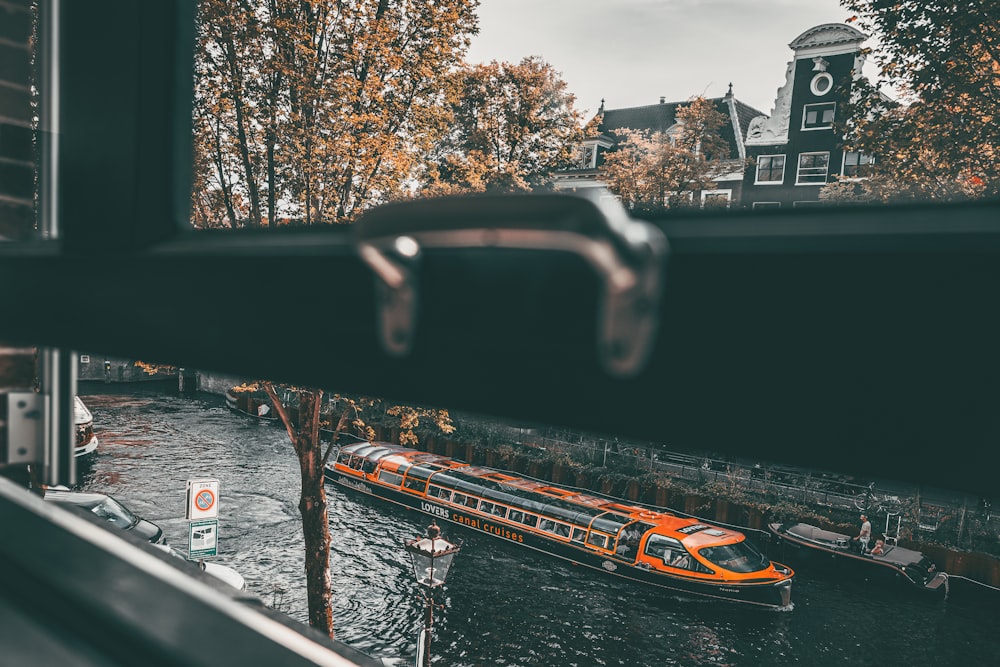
802;102;835;130
701;190;732;208
796;152;830;185
842;151;874;178
752;202;780;209
580;144;596;169
755;155;785;184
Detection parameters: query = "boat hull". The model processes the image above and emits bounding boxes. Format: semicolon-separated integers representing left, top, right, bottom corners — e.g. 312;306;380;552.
327;468;792;609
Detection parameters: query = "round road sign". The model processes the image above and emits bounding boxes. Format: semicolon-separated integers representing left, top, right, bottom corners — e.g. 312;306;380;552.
195;489;215;512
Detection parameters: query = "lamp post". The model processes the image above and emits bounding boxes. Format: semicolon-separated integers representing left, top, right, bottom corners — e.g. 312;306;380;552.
404;521;461;667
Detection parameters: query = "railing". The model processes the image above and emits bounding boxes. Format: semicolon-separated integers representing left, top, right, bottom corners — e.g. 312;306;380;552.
452;416;999;551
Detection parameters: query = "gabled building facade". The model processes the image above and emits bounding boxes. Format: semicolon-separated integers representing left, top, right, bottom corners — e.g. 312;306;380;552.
553;90;765;208
740;24;870;209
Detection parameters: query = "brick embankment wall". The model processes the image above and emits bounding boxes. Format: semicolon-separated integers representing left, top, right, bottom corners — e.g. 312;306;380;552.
196;371;248;396
77;356;177;383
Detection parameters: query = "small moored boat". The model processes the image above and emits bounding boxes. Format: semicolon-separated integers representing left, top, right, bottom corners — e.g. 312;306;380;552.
768;521;948;596
326;441;795;609
73;396;99;458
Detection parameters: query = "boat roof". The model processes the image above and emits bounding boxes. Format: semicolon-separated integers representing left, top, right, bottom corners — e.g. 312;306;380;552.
338;441;744;542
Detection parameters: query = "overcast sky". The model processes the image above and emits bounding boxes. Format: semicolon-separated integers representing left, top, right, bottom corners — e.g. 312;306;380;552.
466;0;858;118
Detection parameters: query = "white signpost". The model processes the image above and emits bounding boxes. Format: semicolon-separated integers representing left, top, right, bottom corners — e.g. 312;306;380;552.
186;478;220;558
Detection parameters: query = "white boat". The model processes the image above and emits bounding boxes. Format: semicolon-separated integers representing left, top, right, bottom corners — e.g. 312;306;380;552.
73;396;99;457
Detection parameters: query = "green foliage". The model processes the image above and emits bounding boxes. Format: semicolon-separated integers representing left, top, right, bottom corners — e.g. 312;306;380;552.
836;1;1000;200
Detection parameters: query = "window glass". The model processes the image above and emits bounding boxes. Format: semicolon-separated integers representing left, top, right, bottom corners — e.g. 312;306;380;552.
402;476;426;493
428;486;452;502
755;155;785;184
699;540;771;573
587;532;610;549
92;498;137;528
377;471;403;487
842;152;874;178
796;152;830;185
802;102;836;129
510;511;538;528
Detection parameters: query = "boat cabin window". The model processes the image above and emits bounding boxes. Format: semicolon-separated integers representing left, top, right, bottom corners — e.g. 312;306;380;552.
571;528;587;543
348;456;365;471
591;513;632;535
644;534;685;561
698;540;769;573
508;509;538;528
478;501;507;518
538;519;571;538
403;475;426;493
587;532;612;549
455;494;479;508
377;471;403;487
361;458;378;474
336;450;352;465
427;486;452;502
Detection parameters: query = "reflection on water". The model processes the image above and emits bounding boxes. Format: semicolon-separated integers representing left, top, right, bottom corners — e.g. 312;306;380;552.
79;387;1000;667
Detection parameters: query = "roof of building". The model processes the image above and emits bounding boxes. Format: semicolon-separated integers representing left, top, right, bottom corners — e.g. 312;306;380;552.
591;95;767;161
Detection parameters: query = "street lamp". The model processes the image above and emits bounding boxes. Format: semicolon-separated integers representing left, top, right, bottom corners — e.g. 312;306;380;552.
404;521;461;667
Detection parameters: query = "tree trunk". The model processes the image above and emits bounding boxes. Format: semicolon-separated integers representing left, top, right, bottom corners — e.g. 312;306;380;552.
296;391;333;636
263;383;334;638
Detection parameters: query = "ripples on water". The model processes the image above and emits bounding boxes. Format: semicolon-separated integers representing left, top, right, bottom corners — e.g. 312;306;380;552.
79;387;1000;667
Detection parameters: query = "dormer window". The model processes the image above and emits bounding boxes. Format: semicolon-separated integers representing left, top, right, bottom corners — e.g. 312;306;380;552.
580;144;596;169
802;102;835;130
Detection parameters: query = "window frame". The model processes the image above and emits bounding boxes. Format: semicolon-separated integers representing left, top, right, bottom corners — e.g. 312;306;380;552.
841;151;874;179
700;189;732;208
801;102;836;130
754;154;786;185
796;151;830;185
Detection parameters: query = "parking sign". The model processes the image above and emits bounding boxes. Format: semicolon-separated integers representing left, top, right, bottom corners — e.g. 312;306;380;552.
186;478;220;520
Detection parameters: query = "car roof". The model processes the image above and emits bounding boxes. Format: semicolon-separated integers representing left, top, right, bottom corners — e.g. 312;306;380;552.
42;489;112;508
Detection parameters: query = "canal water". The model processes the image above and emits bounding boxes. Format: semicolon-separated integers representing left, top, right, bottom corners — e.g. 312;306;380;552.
78;386;999;667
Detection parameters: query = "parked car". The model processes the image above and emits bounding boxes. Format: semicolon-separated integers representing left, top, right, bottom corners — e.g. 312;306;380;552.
43;488;166;545
152;544;247;592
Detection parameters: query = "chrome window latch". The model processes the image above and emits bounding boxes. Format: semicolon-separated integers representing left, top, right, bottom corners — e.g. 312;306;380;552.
355;190;668;378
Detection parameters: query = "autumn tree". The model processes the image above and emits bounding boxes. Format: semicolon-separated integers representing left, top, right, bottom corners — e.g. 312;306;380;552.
422;57;585;194
599;96;733;212
834;1;1000;201
193;0;480;228
248;383;454;637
